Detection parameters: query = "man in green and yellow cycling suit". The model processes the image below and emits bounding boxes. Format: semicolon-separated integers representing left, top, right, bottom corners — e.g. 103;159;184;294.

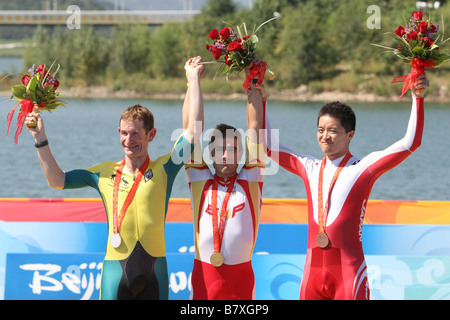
25;57;205;299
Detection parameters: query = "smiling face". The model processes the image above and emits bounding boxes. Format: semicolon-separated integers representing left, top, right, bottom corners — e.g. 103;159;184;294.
317;114;354;160
118;104;156;162
119;119;156;160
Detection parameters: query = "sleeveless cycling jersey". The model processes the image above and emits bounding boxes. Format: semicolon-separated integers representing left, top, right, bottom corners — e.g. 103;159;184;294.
185;139;264;299
263;97;424;300
64;133;193;300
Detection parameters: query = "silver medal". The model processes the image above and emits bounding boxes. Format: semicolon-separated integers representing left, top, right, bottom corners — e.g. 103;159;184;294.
110;233;122;248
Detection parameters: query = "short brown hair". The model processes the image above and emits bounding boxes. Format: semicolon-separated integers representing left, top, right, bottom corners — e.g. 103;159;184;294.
120;104;154;133
209;123;244;155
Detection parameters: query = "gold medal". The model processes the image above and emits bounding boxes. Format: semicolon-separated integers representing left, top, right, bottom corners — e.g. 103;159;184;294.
210;252;224;267
210;175;236;268
316;232;330;249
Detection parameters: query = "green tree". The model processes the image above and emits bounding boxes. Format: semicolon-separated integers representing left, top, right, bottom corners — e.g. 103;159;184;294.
201;0;237;17
17;0;449;93
66;27;110;84
23;26;52;69
274;0;341;87
243;0;289;77
25;26;110;85
150;23;186;78
109;24;152;76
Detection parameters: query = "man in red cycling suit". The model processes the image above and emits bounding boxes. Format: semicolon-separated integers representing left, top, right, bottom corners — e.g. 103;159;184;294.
263;74;429;299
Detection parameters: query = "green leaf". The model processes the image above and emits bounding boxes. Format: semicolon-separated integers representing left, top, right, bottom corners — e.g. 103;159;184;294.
26;76;39;103
413;46;425;56
429;43;439;50
248;34;258;44
253;16;280;34
11;84;26;100
370;43;396;51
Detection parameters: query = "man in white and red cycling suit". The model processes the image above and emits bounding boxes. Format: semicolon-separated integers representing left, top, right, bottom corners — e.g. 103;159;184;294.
263;74;429;300
184;62;265;300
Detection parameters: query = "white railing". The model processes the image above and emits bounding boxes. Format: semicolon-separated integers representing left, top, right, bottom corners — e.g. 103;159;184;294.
0;10;200;25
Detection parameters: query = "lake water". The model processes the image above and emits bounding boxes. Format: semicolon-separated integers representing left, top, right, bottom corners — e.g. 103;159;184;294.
0;57;23;74
0;96;449;200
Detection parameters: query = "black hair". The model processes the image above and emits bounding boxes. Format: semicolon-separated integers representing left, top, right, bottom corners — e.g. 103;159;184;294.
317;101;356;132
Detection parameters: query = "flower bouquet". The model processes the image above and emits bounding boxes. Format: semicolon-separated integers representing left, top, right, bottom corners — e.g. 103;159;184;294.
6;62;65;144
372;11;450;97
205;17;277;90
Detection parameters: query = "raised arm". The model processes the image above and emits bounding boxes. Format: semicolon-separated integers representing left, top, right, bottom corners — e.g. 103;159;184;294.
359;73;429;176
400;73;429;152
260;73;319;178
246;62;266;143
182;56;205;144
411;73;429;99
25;112;65;189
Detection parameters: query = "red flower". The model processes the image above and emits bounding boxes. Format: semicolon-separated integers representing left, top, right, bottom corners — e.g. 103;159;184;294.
412;11;423;21
395;26;406;37
224;55;233;66
418;21;428;34
425;38;434;48
219;27;230;40
209;29;219;40
212;47;223;60
21;75;30;85
243;35;250;41
228;41;242;52
430;23;437;33
45;79;60;90
406;31;418;41
37;64;48;76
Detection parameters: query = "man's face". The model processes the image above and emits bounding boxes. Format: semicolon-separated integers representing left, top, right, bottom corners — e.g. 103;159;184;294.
118;119;155;159
211;137;241;178
317;114;354;160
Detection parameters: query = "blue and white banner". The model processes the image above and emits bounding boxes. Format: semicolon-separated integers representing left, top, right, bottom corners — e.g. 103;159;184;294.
4;252;195;300
2;222;450;299
5;253;104;300
5;252;450;300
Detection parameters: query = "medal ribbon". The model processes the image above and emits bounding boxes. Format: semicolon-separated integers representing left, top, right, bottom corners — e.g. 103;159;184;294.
112;156;150;234
211;174;237;254
318;152;352;234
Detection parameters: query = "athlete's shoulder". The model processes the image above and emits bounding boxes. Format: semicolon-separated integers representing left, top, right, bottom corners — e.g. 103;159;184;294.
85;161;120;173
184;143;207;169
349;156;362;166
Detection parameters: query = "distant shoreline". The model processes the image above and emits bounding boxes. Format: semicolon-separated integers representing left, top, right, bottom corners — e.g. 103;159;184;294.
1;85;449;104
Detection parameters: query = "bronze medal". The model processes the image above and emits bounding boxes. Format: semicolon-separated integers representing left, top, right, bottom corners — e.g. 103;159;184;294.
317;153;352;250
210;252;224;267
316;232;330;249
